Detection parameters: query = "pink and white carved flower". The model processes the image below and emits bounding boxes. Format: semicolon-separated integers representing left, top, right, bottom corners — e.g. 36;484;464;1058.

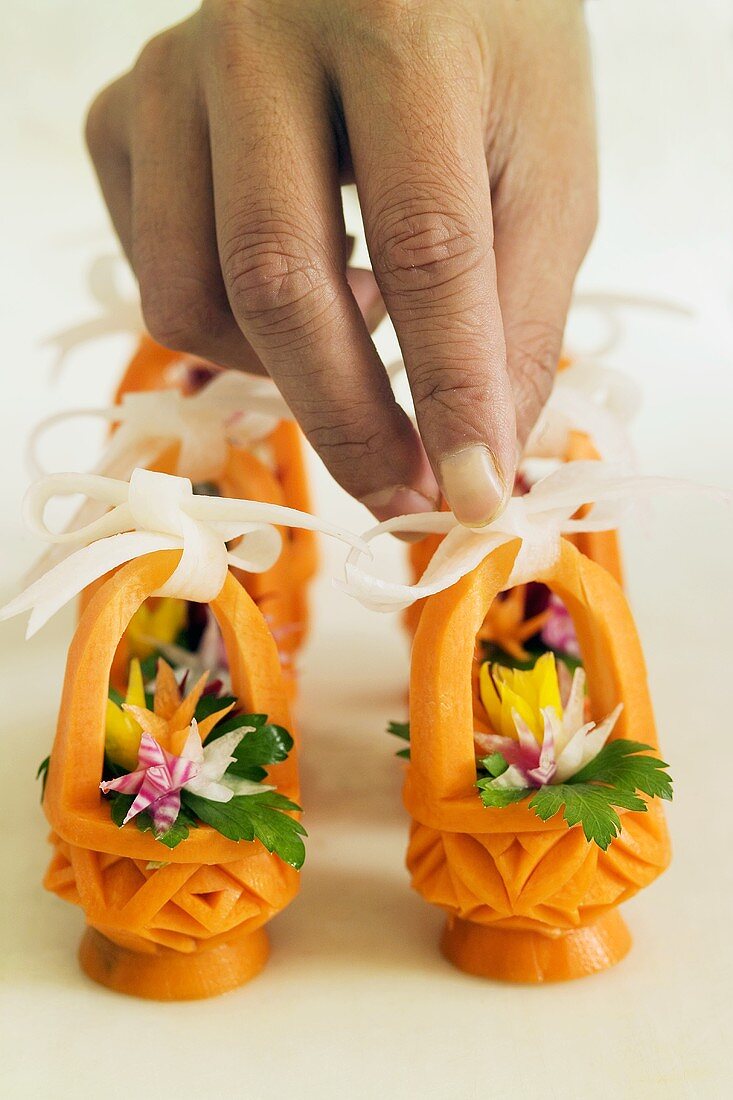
100;721;266;836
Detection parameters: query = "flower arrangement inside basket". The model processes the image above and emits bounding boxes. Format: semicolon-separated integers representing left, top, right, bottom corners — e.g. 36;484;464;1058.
118;596;231;689
109;578;298;696
38;653;306;868
390;585;673;850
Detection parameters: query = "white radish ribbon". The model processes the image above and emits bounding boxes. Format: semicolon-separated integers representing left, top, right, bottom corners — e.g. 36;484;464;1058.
524;360;641;470
1;468;367;638
29;370;293;485
44;255;143;377
525;291;691;469
339;460;727;613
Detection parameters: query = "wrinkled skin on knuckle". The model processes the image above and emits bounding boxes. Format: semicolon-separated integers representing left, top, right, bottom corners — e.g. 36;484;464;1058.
506;320;562;434
133;28;182;90
305;408;394;479
200;0;260;33
332;0;477;66
373;201;485;296
409;359;489;417
220;228;337;338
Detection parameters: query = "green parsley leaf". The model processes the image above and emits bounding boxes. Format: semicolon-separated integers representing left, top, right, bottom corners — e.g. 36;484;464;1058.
36;755;50;801
387;720;411;759
475;739;672;849
155;807;198;849
476;782;529;809
387;720;410;742
225;723;294;781
108;792;134;828
479;641;583;676
570;740;673;801
480;642;538;670
480;752;509;778
194;693;238;721
182;791;307;869
206;712;268;742
139;654;158;683
529;783;648;850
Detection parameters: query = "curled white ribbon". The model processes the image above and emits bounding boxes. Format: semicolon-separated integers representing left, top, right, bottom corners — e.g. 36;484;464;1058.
25;371;303;584
524;361;641;470
29;371;293;485
338;460;728;612
1;468;366;637
525;292;691;468
43;255;143;377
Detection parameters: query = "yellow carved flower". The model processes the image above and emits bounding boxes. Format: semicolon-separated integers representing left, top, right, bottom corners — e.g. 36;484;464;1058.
479;651;562;744
125;597;188;662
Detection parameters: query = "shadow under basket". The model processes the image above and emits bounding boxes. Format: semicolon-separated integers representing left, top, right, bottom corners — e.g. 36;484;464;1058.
43;551;301;1000
405;539;671;984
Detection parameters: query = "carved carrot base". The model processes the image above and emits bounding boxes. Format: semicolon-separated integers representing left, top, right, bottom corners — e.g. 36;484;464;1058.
79;923;270;1000
440;910;631;984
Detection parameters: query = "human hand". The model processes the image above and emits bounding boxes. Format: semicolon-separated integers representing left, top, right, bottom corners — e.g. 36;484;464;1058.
86;0;596;525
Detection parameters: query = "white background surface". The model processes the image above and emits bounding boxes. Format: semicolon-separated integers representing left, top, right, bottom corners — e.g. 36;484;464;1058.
1;2;732;1097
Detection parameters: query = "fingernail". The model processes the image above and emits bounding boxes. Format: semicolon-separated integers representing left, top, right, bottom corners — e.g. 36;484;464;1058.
439;444;507;527
361;485;438;528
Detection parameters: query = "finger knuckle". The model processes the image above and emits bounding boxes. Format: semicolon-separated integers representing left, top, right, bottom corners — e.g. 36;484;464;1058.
200;0;248;31
337;0;475;73
374;204;484;295
84;84;119;159
306;407;390;467
508;321;562;416
133;31;179;87
221;226;336;335
409;360;487;411
344;0;418;30
140;277;221;354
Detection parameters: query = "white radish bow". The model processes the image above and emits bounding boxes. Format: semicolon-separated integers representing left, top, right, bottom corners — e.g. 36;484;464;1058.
43;254;143;377
339;460;726;613
29;370;293;485
524;292;692;468
25;370;302;584
1;468;366;638
524;361;640;470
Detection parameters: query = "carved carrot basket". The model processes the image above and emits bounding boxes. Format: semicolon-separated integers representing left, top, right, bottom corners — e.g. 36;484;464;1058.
3;467;357;1000
44;551;300;1000
406;538;671;983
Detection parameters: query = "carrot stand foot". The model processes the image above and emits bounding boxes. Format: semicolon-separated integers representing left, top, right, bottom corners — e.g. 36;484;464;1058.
441;910;632;983
79;925;270;1000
